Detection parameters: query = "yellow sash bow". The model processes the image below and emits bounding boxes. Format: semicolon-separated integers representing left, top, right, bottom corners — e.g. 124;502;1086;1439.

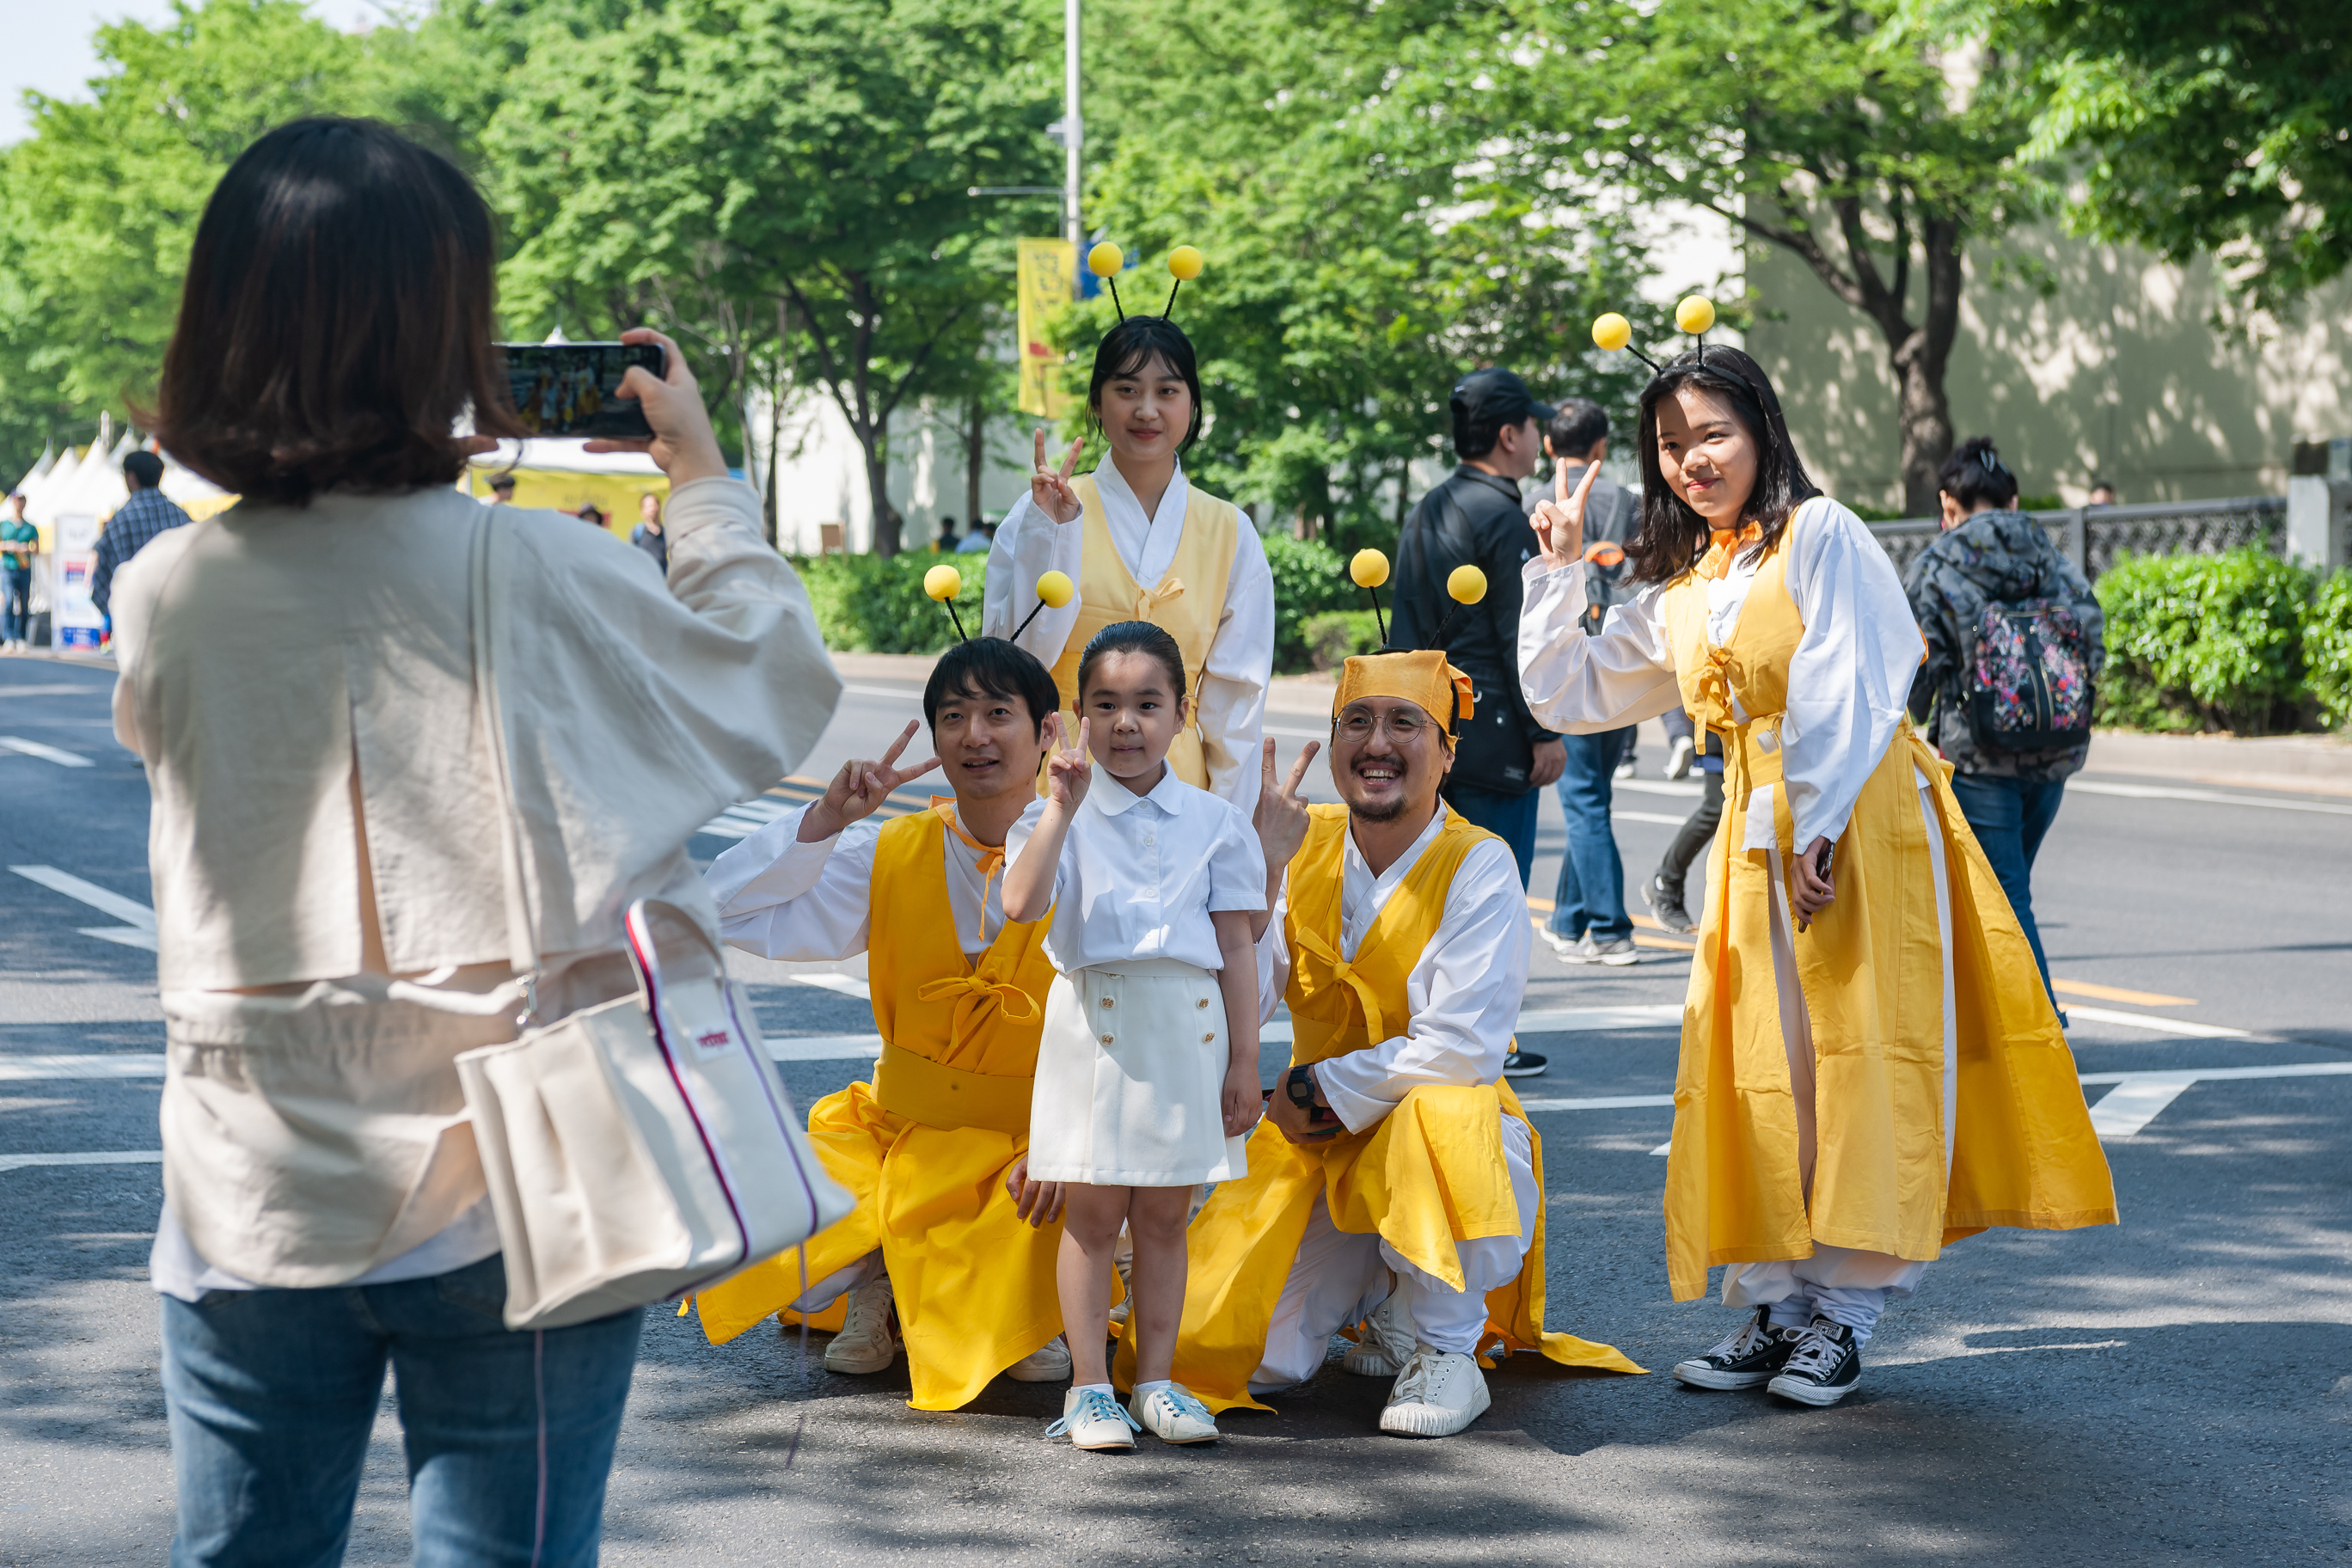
930;796;1007;949
1290;921;1388;1050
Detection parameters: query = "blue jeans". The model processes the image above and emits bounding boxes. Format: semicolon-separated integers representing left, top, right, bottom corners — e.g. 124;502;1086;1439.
1443;782;1538;888
1947;772;2067;1003
1;566;28;642
162;1254;643;1567
1549;728;1632;941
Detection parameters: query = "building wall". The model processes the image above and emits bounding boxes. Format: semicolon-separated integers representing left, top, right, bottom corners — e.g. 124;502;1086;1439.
1747;226;2352;513
757;392;1040;556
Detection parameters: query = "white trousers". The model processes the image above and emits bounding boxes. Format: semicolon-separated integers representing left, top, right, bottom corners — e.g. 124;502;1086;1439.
1721;773;1957;1346
1248;1112;1539;1391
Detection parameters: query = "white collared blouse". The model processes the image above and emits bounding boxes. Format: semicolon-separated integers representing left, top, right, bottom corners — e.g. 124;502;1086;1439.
1007;763;1266;974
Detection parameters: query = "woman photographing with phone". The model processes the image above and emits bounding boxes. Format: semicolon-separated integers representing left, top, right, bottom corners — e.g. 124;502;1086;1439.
116;117;837;1562
1516;336;2113;1409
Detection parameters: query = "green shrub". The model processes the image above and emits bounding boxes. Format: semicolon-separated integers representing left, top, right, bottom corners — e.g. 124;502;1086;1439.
793;553;983;654
2094;548;2314;734
2306;570;2352;730
1301;610;1381;671
1261;530;1363;672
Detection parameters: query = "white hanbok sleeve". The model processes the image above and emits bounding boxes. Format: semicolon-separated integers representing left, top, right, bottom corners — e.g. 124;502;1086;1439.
705;805;879;961
1256;871;1292;1026
1192;523;1274;818
1516;560;1686;733
983;492;1084;668
1311;838;1530;1132
1779;500;1927;848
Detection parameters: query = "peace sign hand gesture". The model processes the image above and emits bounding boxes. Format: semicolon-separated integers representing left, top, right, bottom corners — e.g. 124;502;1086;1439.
795;720;940;843
1528;456;1601;573
1043;713;1093;810
1031;429;1085;525
1253;736;1319;873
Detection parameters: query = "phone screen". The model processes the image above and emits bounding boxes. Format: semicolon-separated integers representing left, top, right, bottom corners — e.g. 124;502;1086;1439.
497;341;664;439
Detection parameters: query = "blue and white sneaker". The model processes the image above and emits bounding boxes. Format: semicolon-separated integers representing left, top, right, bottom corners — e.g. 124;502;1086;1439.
1045;1386;1140;1451
1130;1382;1220;1444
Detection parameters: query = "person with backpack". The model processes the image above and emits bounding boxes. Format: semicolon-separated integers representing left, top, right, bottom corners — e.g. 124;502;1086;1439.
1902;437;2104;1019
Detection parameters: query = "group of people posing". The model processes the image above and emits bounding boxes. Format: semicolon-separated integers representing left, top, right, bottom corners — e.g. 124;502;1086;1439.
123;119;2116;1565
690;310;2116;1446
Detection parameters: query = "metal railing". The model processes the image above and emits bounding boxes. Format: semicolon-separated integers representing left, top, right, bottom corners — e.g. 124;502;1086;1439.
1865;495;2288;582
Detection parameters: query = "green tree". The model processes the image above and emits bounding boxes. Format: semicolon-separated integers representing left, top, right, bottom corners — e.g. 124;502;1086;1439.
1068;0;1662;552
0;0;395;478
1490;0;2043;515
487;0;1059;554
2005;0;2350;313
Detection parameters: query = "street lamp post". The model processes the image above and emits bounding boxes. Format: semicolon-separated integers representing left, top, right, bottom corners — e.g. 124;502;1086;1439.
1062;0;1081;248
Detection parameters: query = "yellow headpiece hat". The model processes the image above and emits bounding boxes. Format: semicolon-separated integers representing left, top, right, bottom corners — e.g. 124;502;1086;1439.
1333;649;1477;730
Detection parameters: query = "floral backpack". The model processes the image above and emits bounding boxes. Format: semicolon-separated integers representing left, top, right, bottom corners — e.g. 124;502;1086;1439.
1966;599;2095;751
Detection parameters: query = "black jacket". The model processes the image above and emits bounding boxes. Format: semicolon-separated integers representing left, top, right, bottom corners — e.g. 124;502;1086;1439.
1392;465;1553;756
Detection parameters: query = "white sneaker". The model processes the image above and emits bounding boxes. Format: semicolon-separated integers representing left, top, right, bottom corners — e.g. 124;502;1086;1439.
820;1273;897;1375
1045;1386;1140;1450
1130;1381;1220;1444
1343;1288;1416;1377
1378;1344;1491;1437
1664;734;1696;780
1007;1335;1073;1382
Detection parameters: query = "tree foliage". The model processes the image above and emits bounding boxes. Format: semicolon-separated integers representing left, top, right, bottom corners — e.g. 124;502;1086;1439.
2006;0;2351;314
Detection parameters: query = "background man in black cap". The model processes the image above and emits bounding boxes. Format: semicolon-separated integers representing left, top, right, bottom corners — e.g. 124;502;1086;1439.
1392;369;1563;1077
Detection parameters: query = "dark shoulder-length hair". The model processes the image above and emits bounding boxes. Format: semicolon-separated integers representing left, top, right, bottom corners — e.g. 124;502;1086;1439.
150;117;521;505
1623;346;1821;586
1087;315;1203;452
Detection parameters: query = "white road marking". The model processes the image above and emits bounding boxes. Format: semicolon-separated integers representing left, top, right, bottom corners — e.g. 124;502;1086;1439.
699;795;797;839
0;1151;162;1173
2070;779;2352;817
1649;1141;1673;1156
841;684;922;701
2067;1006;2251;1039
1614;810;1694;827
789;972;872;1001
1517;1093;1675;1112
11;865;157;951
0;736;95;768
2085;1075;2200;1138
1615;778;1706;799
0;1055;166;1081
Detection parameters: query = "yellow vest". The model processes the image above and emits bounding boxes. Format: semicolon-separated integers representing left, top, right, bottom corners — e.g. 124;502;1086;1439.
1120;804;1644;1410
1044;473;1237;791
693;810;1066;1411
1654;522;2116;1301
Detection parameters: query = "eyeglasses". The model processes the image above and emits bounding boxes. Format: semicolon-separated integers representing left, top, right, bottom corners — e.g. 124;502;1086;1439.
1334;707;1434;744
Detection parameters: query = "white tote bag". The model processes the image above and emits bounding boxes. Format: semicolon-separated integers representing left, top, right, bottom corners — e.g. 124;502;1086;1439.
455;514;852;1331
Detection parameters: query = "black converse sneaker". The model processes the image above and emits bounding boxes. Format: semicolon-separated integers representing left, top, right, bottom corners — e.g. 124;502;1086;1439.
1669;1307;1804;1390
1767;1318;1863;1406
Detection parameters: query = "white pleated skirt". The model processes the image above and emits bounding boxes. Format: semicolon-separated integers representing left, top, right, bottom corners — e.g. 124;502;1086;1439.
1027;959;1249;1188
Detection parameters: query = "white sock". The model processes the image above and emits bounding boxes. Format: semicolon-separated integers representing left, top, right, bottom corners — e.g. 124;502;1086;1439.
1074;1381;1115;1397
1131;1379;1173;1399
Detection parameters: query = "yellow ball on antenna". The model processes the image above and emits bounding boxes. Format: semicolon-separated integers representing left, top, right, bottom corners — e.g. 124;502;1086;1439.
1036;570;1075;609
1350;548;1390;590
1087;242;1124;278
1592;313;1632;352
1167;245;1204;281
923;565;963;603
1675;296;1717;335
1447;565;1488;605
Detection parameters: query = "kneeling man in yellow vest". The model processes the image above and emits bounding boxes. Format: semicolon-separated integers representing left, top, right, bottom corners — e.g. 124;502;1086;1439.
1118;650;1643;1436
691;639;1071;1410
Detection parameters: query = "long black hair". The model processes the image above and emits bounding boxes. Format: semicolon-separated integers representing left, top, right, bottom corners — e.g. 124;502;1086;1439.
1087;316;1203;452
1624;346;1821;585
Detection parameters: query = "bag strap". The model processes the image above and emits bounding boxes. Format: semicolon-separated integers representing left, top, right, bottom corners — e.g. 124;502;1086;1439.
469;510;545;1026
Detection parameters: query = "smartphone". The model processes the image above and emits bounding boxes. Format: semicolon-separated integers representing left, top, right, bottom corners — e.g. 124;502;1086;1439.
497;341;664;439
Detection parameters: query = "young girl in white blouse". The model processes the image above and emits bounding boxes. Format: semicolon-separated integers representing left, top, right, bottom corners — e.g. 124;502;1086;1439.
1001;619;1266;1451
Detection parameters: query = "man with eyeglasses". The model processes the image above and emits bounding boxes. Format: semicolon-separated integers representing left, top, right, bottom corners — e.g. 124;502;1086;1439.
1124;650;1639;1438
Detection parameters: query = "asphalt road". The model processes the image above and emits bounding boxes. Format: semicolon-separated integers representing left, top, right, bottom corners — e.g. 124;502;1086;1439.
4;650;2349;1565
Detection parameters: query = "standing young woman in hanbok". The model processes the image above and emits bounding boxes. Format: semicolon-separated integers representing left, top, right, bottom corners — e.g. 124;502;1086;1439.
984;302;1275;819
1516;340;2115;1407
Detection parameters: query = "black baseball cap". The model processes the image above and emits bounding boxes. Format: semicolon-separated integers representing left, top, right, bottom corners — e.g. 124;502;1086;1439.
1450;368;1554;443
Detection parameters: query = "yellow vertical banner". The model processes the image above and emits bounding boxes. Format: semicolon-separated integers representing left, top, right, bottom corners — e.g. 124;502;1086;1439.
1017;238;1077;418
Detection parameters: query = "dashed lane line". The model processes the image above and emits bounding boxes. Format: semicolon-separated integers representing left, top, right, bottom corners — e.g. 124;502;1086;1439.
2069;779;2352;817
0;736;95;768
0;1151;162;1173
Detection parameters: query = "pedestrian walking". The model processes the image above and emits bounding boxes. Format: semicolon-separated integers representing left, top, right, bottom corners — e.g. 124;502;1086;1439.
1519;329;2114;1408
630;490;668;573
1392;367;1565;886
956;518;994;554
1904;436;2104;1021
114;117;837;1565
89;450;191;626
1000;622;1265;1452
1;492;34;652
1641;720;1722;934
1520;399;1641;965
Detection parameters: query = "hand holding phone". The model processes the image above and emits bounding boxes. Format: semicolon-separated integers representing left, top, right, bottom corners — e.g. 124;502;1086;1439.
1791;834;1837;933
498;341;665;439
